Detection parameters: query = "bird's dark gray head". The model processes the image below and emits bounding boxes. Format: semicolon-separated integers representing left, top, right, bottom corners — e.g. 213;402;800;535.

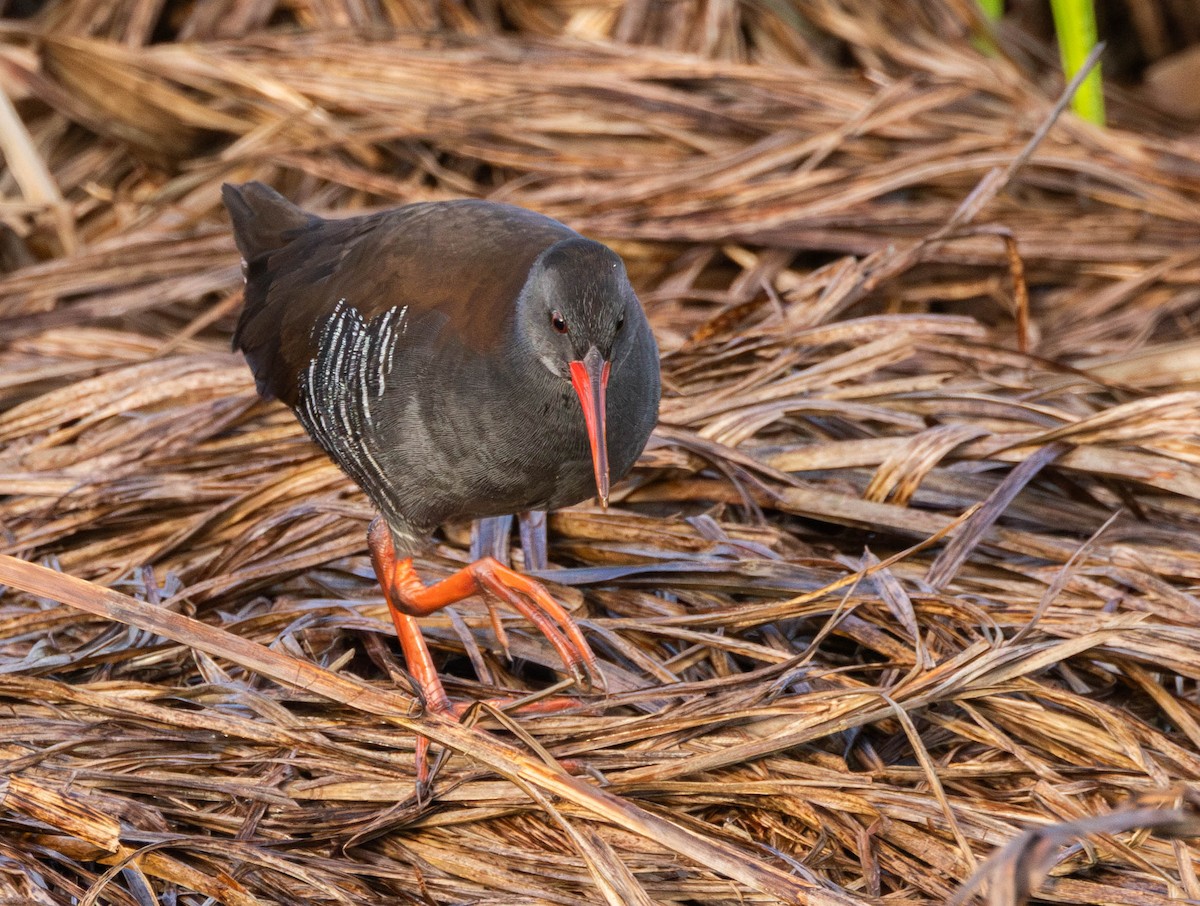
517;236;635;374
515;235;645;507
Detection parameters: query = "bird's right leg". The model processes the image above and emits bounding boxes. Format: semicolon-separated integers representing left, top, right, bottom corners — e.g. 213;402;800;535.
367;518;598;787
368;519;455;786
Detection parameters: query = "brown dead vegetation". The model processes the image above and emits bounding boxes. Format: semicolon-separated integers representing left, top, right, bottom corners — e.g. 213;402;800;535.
1;1;1199;904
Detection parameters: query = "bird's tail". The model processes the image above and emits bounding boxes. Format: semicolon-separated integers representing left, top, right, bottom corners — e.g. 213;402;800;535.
221;181;315;261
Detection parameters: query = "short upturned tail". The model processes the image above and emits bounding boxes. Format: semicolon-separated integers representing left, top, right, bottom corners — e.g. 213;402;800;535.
223;182;323;403
222;181;315;262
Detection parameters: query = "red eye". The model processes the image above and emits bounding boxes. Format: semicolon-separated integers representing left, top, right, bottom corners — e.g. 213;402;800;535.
550;310;568;333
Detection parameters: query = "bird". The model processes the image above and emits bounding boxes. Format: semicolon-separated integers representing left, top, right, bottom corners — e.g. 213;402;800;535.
222;182;660;778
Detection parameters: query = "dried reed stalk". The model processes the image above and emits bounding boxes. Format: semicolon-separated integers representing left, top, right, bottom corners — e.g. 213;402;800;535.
1;1;1199;904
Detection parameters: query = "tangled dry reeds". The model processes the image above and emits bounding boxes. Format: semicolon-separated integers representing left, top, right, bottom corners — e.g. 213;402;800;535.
1;1;1200;903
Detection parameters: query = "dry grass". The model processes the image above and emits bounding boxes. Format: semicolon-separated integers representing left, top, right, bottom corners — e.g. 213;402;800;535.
1;1;1200;904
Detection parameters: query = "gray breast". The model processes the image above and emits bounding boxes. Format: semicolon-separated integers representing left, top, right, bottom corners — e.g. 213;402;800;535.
294;300;595;545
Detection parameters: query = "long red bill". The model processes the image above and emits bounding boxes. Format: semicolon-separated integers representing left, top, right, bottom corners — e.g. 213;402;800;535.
568;345;611;508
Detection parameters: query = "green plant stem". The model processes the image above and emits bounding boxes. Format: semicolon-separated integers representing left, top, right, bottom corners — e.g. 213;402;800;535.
1050;0;1105;125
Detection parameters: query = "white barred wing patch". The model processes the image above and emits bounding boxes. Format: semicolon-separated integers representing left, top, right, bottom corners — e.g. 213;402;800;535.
295;301;408;517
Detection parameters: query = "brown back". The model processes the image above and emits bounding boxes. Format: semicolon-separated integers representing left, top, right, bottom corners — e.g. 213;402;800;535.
223;183;578;405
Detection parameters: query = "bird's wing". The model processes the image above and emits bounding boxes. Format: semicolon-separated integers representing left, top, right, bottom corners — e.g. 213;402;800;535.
227;188;576;405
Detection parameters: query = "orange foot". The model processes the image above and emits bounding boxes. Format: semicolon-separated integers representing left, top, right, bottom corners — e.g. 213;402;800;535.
367;518;602;785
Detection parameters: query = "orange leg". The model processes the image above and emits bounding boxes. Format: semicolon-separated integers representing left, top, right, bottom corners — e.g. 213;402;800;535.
367;519;602;783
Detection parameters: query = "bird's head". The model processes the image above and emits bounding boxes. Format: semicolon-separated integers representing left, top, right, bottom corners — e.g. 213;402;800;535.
519;236;640;507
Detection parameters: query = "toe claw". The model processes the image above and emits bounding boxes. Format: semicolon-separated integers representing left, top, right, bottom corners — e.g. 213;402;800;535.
570;659;591;693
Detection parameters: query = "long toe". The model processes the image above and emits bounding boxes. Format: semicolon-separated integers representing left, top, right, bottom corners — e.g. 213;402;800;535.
472;559;603;693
